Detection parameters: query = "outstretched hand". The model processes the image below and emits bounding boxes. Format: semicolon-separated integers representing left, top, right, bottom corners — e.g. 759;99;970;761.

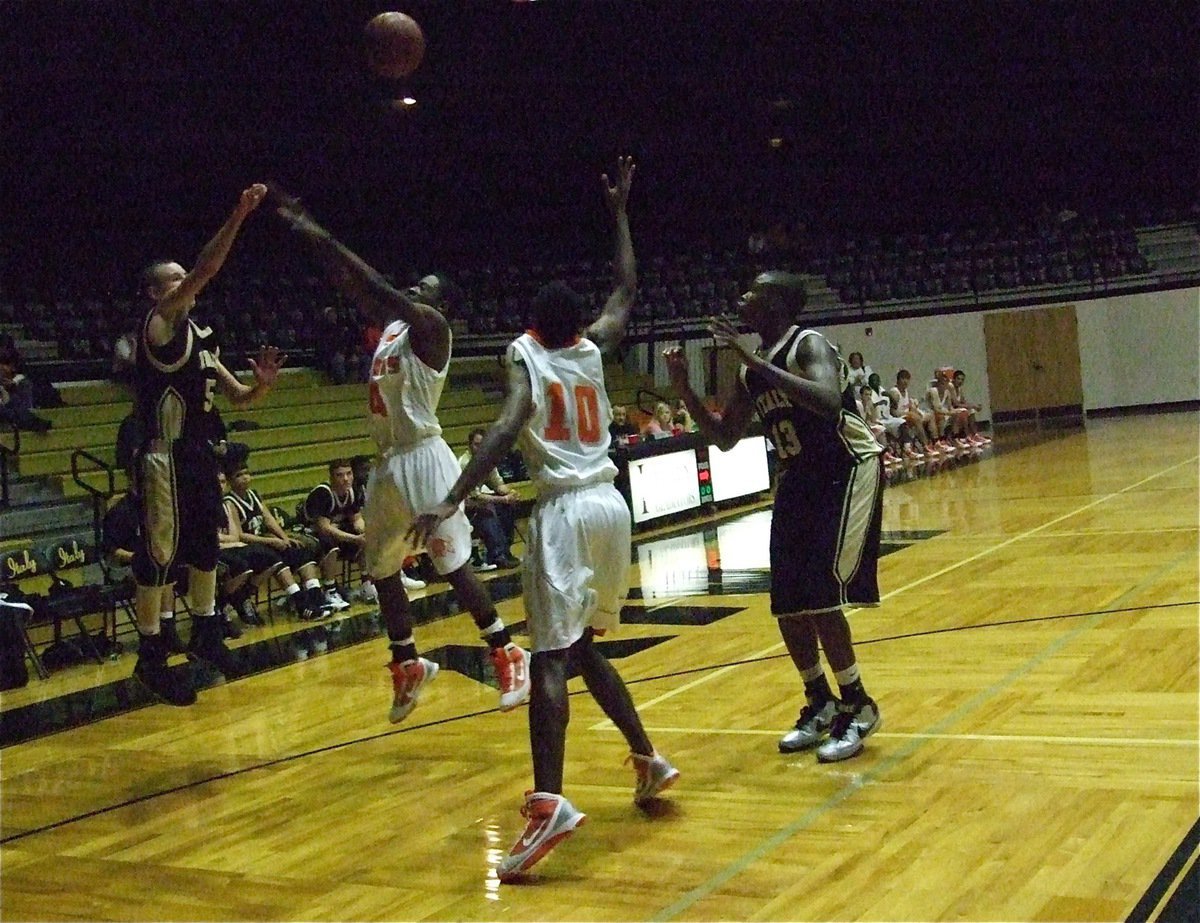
601;156;636;215
662;345;690;388
405;502;459;550
248;345;286;388
238;183;268;215
710;315;754;363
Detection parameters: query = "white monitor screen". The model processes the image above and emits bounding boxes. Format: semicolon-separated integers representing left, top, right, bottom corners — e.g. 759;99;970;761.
627;448;701;524
714;509;773;571
636;530;710;599
708;436;771;503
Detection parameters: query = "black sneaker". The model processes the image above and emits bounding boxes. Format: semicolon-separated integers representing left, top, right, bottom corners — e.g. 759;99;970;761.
238;595;263;626
133;634;196;706
221;610;243;640
159;618;188;655
187;617;241;676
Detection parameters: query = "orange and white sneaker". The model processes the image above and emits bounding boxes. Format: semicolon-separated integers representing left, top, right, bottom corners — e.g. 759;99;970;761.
387;657;438;724
627;751;681;806
488;643;531;711
497;791;587;882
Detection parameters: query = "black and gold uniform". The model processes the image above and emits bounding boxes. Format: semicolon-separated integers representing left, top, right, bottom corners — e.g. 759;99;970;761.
740;326;884;616
132;312;226;586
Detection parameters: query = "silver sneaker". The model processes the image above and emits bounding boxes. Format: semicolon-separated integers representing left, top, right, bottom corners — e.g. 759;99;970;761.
816;700;881;763
778;699;840;753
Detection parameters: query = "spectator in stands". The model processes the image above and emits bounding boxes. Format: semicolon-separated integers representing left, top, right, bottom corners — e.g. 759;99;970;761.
221;458;332;620
642;401;682;439
457;428;522;570
889;369;939;457
857;385;899;464
0;344;51;433
301;458;377;605
846;351;873;390
951;370;990;445
671;397;698;433
922;369;961;452
213;469;269;629
930;367;973;449
609;404;638;442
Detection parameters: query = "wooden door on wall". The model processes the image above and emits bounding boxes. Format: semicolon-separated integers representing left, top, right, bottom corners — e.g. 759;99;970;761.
984;305;1084;420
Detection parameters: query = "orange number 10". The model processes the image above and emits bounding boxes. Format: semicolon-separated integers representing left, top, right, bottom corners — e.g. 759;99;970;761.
544;382;602;444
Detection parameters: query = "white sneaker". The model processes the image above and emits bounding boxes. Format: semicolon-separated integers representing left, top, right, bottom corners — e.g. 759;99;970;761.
497;792;587;882
488;643;531;711
401;573;426;591
324;588;351;611
628;751;680;806
778;698;840;753
816;699;881;763
352;581;379;603
388;657;439;723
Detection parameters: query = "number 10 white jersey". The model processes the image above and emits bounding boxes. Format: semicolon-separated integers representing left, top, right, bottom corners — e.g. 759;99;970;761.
508;332;618;494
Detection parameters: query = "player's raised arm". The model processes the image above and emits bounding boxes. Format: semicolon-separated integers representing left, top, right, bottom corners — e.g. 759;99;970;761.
711;314;842;420
271;187;450;367
584;157;637;355
149;183;267;338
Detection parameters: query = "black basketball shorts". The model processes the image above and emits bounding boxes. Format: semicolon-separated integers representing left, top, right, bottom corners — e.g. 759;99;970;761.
133;440;222;587
769;455;883;616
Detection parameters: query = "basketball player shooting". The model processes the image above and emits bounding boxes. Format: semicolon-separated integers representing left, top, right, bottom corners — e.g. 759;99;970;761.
132;183;285;706
270;187;530;723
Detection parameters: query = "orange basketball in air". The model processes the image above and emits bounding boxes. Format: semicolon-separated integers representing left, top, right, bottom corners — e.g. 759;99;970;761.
364;12;425;79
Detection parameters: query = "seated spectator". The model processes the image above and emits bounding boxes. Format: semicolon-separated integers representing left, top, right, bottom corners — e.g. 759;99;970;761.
889;369;939;457
0;345;51;433
212;468;269;632
671;397;697;433
951;370;991;445
846;351;873;390
922;369;962;451
457;428;521;570
300;458;383;602
609;404;639;442
642;401;682;439
222;458;332;620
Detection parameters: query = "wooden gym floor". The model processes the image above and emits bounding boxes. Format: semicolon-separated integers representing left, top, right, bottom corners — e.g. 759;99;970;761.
1;411;1197;922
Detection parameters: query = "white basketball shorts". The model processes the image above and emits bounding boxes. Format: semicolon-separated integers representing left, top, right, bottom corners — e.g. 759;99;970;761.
521;481;632;653
364;437;472;580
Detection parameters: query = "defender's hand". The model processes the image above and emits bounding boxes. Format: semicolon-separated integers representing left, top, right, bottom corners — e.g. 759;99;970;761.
405;501;458;549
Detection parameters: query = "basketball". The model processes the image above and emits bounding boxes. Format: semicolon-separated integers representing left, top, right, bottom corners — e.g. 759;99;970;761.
364;12;425;79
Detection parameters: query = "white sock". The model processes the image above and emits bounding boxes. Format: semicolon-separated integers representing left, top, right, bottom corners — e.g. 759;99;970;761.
286;584;301;597
303;578;322;591
160;611;175;622
833;663;861;687
478;618;505;640
800;664;825;684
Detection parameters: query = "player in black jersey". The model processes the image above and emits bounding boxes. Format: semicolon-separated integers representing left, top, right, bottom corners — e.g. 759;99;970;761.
665;271;884;763
131;182;284;706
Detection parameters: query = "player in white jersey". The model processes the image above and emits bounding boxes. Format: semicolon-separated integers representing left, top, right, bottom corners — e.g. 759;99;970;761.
409;159;678;883
272;191;530;723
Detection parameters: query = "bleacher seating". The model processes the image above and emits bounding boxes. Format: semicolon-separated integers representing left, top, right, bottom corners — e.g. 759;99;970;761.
0;357;656;678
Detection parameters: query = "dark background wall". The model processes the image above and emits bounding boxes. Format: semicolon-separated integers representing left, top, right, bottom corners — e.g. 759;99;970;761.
3;0;1197;292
